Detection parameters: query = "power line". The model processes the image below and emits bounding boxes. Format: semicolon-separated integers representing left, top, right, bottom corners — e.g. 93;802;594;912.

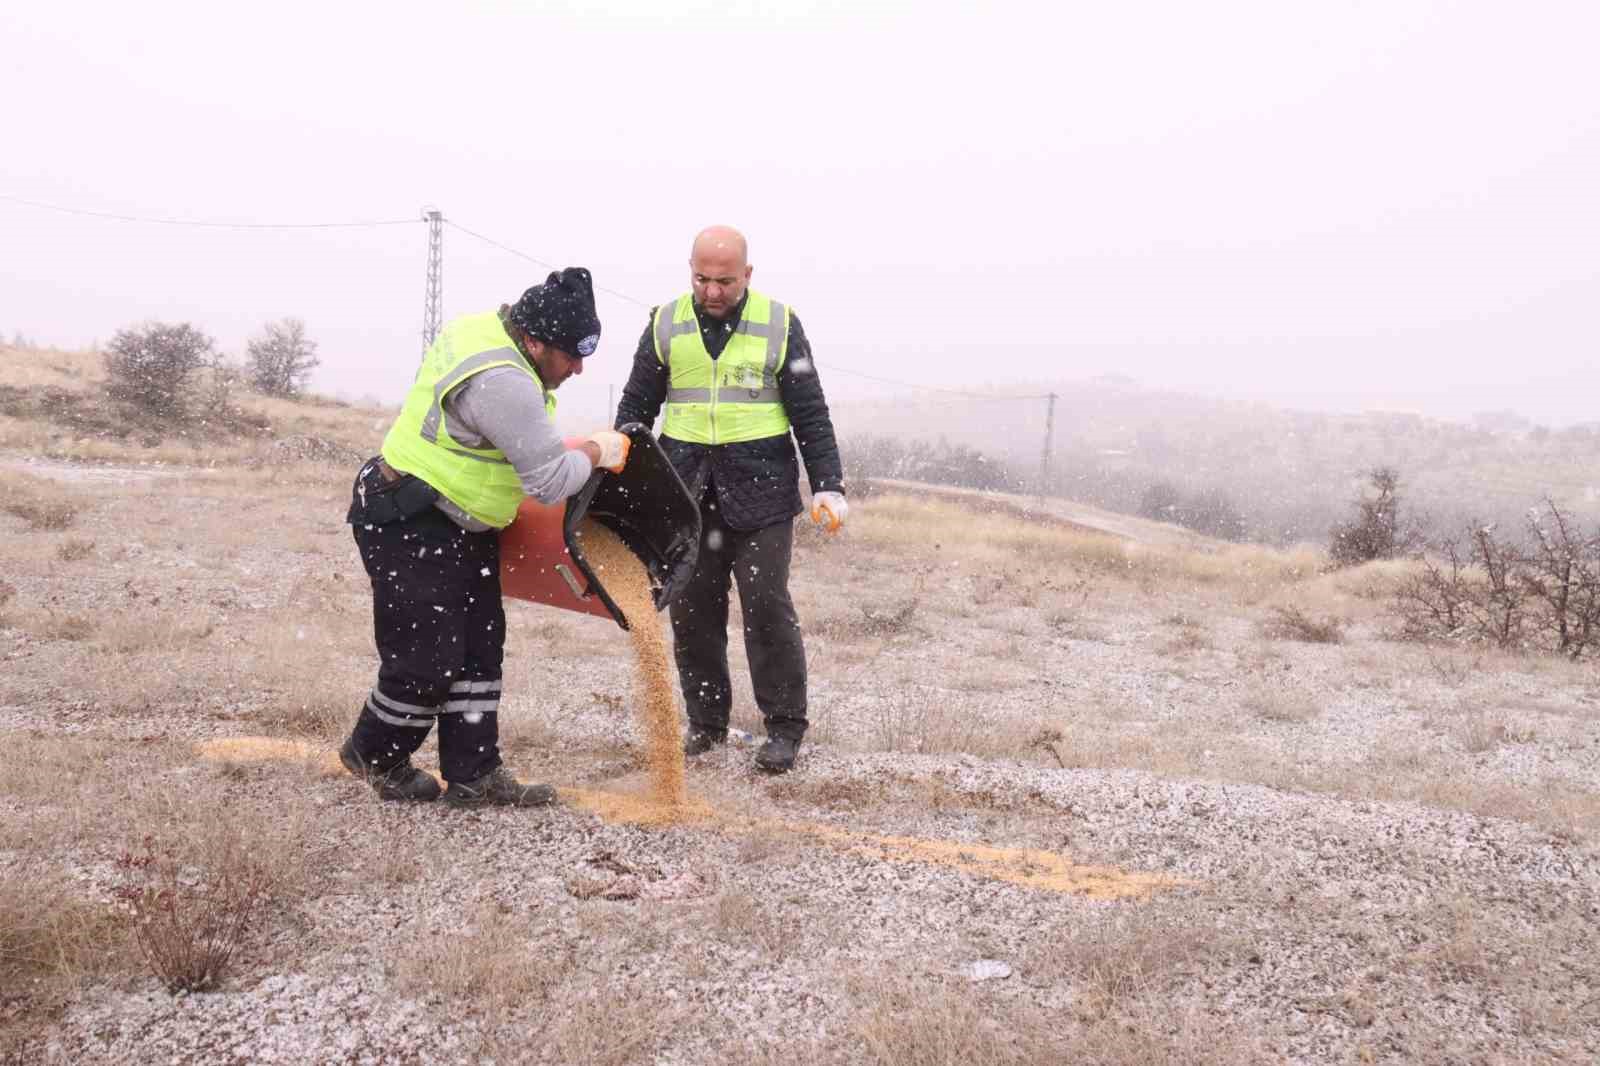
445;219;652;309
8;192;1053;408
825;363;1052;401
0;193;420;229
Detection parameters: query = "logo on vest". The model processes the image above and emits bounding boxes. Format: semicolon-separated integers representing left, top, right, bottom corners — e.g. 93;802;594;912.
577;334;599;357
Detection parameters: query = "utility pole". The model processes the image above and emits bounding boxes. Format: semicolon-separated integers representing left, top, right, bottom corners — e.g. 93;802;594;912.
421;208;444;348
1039;391;1058;493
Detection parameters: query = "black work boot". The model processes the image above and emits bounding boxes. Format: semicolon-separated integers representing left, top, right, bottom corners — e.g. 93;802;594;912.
683;727;727;757
443;766;558;809
340;739;442;802
754;735;800;774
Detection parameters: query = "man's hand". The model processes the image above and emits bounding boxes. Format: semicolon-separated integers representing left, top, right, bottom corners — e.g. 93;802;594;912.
810;491;847;534
586;430;631;473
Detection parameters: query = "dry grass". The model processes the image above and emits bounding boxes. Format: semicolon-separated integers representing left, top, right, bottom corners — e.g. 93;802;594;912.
1259;603;1346;644
854;688;1042;758
711;888;799;960
1240;684;1323;723
0;868;129;988
4;368;1599;1062
54;536;95;561
1022;897;1245;1011
393;902;573;1010
846;966;1271;1066
0;469;81;530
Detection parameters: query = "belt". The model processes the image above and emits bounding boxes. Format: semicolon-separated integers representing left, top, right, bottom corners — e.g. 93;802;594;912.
376;459;403;484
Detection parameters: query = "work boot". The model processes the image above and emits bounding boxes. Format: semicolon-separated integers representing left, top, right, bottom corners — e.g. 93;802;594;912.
339;740;441;802
443;766;558;809
754;736;800;774
683;727;727;757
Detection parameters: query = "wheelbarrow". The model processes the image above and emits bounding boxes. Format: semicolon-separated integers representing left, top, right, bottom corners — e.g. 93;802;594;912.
498;422;700;630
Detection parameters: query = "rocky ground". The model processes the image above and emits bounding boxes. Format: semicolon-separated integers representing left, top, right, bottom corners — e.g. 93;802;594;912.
1;450;1596;1065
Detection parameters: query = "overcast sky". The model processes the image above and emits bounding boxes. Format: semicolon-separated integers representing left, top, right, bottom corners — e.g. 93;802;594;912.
3;0;1597;429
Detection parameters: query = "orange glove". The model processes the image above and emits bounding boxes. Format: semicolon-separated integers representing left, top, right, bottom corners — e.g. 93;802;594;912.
810;491;847;534
586;430;631;473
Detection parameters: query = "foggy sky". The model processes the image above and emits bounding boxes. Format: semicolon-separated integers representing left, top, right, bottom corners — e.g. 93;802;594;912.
3;0;1597;431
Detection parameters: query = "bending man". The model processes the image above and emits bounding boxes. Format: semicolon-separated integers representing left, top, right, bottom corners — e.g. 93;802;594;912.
342;268;629;806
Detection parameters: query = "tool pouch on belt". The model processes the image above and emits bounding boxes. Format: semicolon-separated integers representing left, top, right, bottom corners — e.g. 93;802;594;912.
346;456;441;526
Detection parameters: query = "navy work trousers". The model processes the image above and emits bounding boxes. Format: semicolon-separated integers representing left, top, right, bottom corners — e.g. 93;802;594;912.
347;505;506;785
670;499;808;742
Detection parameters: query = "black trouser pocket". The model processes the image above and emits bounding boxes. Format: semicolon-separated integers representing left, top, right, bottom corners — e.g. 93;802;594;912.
347;456;441;525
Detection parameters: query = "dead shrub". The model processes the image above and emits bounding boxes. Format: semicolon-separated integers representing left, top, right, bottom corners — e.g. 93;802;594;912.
55;537;95;561
3;495;77;531
113;829;278;993
1261;604;1345;644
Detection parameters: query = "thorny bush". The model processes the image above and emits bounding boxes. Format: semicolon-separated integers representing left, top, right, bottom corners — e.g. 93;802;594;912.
1393;499;1600;660
114;832;276;993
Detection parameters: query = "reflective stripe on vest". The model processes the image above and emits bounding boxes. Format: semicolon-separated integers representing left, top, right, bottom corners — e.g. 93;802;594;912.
653;290;791;445
380;310;555;528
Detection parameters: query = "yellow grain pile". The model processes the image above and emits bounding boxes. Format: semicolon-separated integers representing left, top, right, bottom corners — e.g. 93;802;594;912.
577;519;686;808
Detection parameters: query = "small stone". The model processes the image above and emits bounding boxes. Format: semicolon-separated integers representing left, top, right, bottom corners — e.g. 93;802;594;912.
965;959;1012;982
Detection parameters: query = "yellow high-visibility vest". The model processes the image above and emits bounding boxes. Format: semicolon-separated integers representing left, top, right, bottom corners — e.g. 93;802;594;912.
653;290;791;445
382;311;555;528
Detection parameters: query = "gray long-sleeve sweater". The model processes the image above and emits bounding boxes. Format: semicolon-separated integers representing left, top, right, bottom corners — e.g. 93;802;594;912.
432;365;591;531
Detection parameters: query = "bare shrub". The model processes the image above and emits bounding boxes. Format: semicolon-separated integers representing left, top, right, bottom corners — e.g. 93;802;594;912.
1260;604;1345;644
1519;500;1600;659
103;321;216;418
56;537;95;561
1394;540;1477;642
1395;504;1600;658
113;830;277;993
1329;466;1419;567
246;318;320;398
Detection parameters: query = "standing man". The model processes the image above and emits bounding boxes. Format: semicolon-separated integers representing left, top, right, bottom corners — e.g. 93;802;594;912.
615;226;846;774
341;268;631;806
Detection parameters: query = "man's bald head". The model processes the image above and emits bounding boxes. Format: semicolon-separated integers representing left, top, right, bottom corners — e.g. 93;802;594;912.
689;225;753;319
691;225;748;265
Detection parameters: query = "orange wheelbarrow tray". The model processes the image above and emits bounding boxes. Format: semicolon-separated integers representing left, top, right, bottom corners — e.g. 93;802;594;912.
498;422;701;631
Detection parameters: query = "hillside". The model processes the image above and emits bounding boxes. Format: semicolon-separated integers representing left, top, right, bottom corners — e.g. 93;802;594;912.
1;349;1597;1064
835;377;1600;544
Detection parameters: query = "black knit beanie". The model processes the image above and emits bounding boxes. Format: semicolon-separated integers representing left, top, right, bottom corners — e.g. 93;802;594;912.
508;267;602;357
